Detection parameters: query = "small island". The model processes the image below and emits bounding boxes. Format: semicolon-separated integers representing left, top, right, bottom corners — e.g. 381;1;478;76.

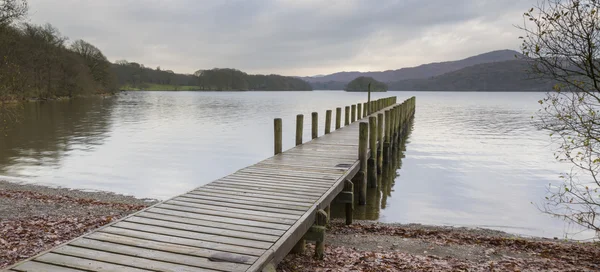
345;76;388;92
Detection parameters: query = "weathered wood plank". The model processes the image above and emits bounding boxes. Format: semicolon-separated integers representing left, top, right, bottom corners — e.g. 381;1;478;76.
125;216;280;242
113;221;273;249
70;238;251;271
178;194;308;212
11;261;86;272
155;204;297;225
172;196;306;215
185;191;313;207
189;188;318;204
202;184;322;199
149;207;292;230
34;253;151;272
85;232;258;264
213;180;329;193
206;182;323;197
165;200;302;220
137;211;286;236
52;246;217;272
99;227;265;256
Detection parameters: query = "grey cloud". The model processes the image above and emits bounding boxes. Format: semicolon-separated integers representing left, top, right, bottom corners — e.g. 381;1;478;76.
27;0;537;76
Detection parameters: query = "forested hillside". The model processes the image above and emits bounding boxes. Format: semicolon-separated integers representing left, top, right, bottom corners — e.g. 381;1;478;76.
0;1;116;101
389;60;553;91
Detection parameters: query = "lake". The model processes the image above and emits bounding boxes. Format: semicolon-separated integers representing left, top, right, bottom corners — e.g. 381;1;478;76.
0;91;588;239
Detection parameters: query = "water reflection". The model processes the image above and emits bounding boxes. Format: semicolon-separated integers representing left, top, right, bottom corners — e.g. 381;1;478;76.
0;98;115;179
331;115;414;221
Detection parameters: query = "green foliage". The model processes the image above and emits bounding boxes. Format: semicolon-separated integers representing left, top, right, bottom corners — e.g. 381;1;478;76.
345;77;387;92
120;84;200;91
195;68;312;91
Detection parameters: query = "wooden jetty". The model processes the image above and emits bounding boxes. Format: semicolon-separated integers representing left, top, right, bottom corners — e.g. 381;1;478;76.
6;96;416;272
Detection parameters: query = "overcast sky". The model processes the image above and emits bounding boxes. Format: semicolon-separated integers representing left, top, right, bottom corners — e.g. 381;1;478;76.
26;0;536;76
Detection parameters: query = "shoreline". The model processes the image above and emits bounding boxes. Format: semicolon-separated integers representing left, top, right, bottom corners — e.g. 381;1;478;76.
1;180;598;271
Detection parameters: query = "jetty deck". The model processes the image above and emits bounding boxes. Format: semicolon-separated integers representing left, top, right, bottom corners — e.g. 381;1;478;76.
6;96;415;272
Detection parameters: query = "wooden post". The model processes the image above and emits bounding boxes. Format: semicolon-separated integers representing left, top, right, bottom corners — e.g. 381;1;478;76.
358;122;368;205
351;104;356;123
345;106;350;126
325;110;332;134
377;113;384;173
314;209;327;260
383;110;391;164
274;118;282;155
390;107;396;146
325;205;331;224
363;102;367;117
312;112;318;139
343;179;353;225
368;116;377;188
357;103;362;120
335;107;341;129
295;114;303;146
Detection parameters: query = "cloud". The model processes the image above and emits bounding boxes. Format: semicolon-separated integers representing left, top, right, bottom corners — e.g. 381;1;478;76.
26;0;536;76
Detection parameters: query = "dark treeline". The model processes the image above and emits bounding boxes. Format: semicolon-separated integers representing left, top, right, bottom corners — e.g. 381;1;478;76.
114;65;313;91
0;1;116;102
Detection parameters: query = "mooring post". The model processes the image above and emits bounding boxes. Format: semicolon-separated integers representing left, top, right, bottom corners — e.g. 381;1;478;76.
390;106;396;148
357;122;368;205
363;102;367;117
383;110;391;164
357;103;362;120
274;118;282;155
325;110;332;134
335;107;341;130
377;113;384;173
312;112;318;139
295;114;303;146
351;104;356;123
368;116;378;188
345;106;350;126
343;179;353;224
314;209;327;260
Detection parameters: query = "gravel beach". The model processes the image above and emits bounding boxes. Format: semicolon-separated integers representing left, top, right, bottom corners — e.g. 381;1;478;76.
0;180;157;268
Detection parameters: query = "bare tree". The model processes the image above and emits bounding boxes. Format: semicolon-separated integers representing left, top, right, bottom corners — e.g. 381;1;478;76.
519;0;600;233
0;0;27;26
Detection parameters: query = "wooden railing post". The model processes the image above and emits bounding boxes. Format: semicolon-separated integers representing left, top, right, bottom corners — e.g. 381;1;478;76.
383;110;391;164
343;179;353;225
274;118;282;155
312;112;318;139
345;106;350;126
368;116;378;188
295;114;303;146
357;103;362;120
363;102;367;117
351;104;356;123
325;110;332;134
357;122;368;205
377;112;384;173
314;210;327;260
335;107;342;130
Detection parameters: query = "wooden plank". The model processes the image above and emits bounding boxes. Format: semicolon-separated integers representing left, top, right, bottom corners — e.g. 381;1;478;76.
99;227;265;256
113;221;273;249
221;175;336;187
125;216;280;242
11;261;87;272
213;180;329;193
148;207;291;230
185;191;313;207
166;199;301;220
205;182;324;197
137;211;286;236
247;164;346;175
86;232;258;264
239;167;342;177
189;188;318;204
34;253;149;272
52;246;216;272
256;161;350;170
202;184;322;199
157;203;297;225
172;196;305;216
178;194;308;212
70;238;250;271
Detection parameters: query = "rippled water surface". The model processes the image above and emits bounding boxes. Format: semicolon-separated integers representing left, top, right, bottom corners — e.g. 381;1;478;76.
0;91;584;238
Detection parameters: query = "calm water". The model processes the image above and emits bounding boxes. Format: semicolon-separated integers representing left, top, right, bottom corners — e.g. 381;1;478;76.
0;91;587;238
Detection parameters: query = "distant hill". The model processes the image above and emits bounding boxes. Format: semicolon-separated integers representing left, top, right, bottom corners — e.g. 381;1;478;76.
302;50;522;86
388;60;553;91
345;77;388;92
